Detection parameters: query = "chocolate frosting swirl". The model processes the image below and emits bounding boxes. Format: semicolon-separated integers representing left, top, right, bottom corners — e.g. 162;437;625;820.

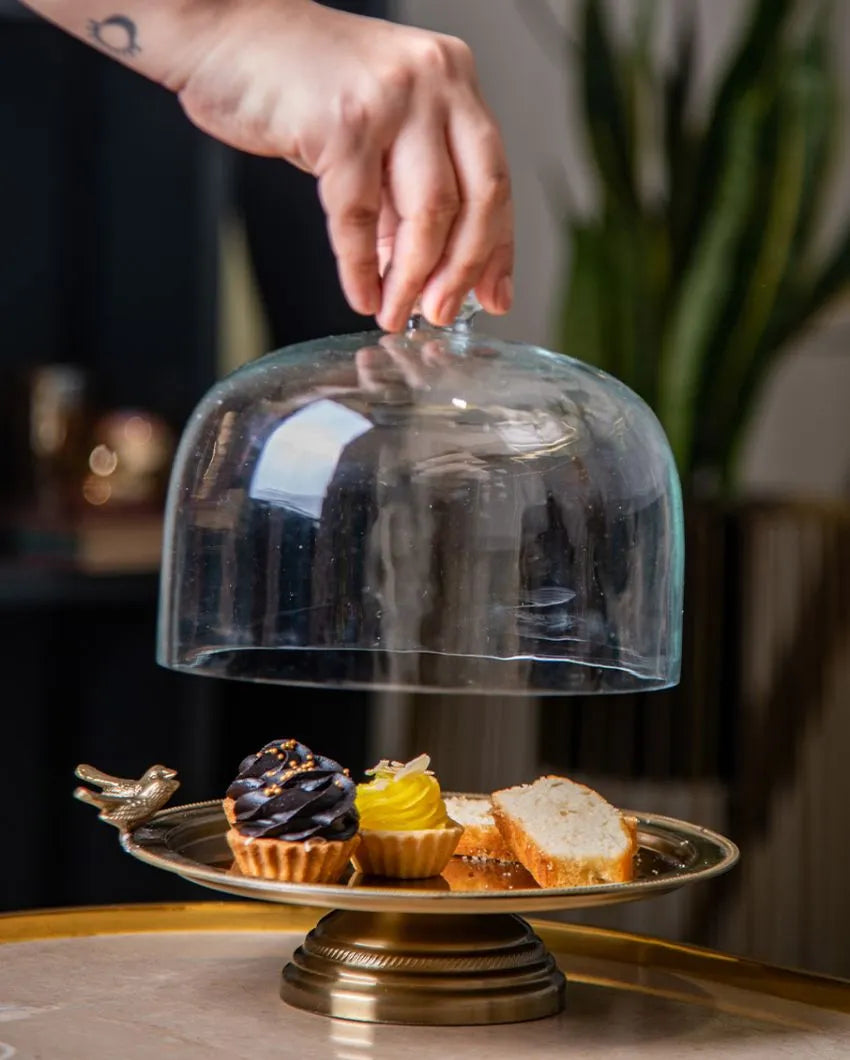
227;739;358;841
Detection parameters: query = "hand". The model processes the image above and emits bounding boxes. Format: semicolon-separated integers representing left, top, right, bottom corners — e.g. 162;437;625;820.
175;0;514;331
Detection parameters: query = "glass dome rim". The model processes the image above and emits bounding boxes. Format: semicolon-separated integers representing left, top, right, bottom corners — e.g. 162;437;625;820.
159;655;682;698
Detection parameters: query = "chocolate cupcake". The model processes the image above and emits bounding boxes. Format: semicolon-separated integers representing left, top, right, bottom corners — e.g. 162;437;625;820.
225;739;359;883
224;739;345;824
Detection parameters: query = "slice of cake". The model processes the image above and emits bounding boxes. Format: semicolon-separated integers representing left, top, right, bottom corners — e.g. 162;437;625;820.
444;795;515;862
491;775;636;887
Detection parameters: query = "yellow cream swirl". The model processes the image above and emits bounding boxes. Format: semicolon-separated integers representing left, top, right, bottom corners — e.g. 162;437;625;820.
356;754;449;831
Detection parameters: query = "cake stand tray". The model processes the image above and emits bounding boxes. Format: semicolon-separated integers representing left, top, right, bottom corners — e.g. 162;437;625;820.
116;798;738;1026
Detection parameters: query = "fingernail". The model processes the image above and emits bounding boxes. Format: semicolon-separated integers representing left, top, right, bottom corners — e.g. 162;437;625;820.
435;296;462;327
377;307;403;334
495;275;513;313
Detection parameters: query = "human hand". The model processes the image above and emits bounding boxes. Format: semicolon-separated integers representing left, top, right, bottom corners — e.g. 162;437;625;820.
175;0;514;332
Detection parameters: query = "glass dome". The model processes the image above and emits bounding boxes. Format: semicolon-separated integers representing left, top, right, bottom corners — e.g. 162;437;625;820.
157;305;683;695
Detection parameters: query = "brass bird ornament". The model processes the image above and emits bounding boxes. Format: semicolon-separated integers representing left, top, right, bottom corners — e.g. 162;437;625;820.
74;763;180;831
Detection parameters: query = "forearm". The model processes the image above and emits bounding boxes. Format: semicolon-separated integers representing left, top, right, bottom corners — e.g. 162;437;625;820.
19;0;260;91
18;0;514;331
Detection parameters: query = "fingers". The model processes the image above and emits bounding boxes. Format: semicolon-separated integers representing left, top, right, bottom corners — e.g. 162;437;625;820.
473;235;514;318
314;28;514;331
318;141;384;318
376;193;398;279
420;93;514;325
377;114;460;333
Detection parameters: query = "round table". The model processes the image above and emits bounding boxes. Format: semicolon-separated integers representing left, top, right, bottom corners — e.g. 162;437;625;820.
1;902;848;1058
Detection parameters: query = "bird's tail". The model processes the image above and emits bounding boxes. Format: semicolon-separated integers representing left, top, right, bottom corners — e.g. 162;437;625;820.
73;786;104;809
75;764;124;789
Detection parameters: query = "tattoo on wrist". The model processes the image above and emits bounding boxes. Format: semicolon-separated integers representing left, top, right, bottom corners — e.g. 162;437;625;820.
87;14;141;57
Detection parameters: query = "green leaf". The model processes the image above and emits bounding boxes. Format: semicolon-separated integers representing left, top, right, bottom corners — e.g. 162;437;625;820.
657;86;767;473
758;224;850;373
627;0;659;185
706;59;809;480
664;4;697;267
678;0;793;272
721;227;850;483
786;14;838;271
581;0;639;212
688;85;785;471
559;222;609;372
557;0;846;494
608;207;669;405
718;13;843;482
560;207;669;406
634;0;656;59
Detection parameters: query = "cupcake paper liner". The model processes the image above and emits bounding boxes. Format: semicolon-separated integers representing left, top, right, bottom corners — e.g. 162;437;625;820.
351;820;463;879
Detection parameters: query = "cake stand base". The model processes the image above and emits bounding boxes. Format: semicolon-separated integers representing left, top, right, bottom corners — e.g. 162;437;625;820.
280;909;566;1025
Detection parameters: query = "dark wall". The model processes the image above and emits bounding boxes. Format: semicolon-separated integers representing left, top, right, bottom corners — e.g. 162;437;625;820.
1;7;383;912
0;19;221;423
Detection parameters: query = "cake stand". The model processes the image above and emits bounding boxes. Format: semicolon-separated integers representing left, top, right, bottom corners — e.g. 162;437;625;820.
113;794;738;1027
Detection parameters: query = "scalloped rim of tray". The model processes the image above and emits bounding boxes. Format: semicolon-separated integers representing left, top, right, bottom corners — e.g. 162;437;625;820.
121;798;738;914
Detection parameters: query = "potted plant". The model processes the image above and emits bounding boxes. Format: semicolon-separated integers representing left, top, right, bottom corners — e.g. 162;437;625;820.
540;0;850;967
560;0;847;491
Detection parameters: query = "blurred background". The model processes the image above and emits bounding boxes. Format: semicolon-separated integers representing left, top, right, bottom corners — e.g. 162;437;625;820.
2;0;849;981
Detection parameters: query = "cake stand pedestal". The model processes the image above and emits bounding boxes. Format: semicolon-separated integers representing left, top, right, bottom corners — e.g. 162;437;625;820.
282;909;563;1024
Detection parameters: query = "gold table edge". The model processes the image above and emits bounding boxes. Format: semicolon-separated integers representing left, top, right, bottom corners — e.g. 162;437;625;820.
1;900;848;1015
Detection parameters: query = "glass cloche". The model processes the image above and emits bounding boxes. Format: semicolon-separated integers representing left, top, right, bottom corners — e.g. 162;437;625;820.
157;301;683;695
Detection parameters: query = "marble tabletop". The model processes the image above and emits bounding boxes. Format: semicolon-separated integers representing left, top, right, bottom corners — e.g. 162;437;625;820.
0;903;848;1059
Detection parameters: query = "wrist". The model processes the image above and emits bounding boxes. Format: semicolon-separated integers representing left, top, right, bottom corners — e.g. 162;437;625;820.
162;0;313;92
138;1;253;93
21;0;313;94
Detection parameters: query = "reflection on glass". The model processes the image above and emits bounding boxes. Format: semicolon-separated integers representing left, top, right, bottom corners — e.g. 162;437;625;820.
251;399;372;520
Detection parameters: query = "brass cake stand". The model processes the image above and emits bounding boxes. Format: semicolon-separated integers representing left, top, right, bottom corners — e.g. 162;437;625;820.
116;797;738;1027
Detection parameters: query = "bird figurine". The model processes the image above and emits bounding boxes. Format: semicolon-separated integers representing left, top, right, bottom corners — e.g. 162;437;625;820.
74;763;180;831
